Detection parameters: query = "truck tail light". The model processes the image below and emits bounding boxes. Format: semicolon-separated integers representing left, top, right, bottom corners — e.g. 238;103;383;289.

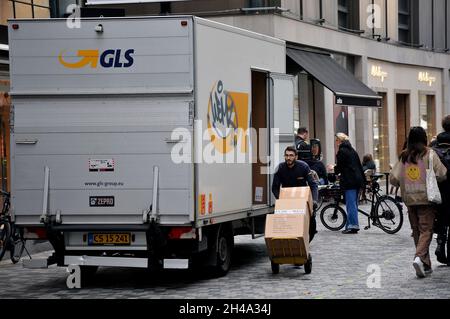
24;227;47;239
168;227;196;240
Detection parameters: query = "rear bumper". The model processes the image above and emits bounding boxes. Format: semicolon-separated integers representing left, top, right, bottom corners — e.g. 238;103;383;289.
65;255;148;268
64;255;189;269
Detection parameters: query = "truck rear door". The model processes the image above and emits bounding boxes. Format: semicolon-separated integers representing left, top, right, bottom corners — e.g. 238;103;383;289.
9;17;195;226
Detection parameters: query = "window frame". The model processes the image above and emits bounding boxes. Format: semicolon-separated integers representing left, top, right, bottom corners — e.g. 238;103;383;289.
9;0;51;19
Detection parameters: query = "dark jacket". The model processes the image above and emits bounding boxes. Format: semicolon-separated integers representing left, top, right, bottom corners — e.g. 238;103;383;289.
272;160;318;202
434;131;450;221
295;136;311;160
304;159;328;184
334;141;365;190
437;131;450;145
362;160;376;173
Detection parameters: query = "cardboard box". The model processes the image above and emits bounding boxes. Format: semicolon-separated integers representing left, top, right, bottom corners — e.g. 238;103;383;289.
278;187;313;215
265;189;311;261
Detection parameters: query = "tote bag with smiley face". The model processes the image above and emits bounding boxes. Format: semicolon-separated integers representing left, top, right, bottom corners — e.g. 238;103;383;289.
403;158;427;201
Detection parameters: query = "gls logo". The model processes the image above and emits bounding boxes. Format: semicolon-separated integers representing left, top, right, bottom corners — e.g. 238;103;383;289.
58;49;135;69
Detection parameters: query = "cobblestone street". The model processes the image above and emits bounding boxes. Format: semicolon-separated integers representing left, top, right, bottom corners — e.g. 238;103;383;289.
1;204;449;299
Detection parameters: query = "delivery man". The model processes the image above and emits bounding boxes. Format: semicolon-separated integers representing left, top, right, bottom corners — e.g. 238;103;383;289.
272;146;319;242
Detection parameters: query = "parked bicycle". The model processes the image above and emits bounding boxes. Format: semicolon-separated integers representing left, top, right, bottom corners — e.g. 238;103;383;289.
0;190;31;263
319;173;404;235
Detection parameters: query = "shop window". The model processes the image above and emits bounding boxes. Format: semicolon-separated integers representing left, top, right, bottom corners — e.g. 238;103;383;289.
9;0;51;19
398;0;419;45
372;93;390;173
338;0;360;32
419;94;436;143
247;0;280;8
293;75;300;134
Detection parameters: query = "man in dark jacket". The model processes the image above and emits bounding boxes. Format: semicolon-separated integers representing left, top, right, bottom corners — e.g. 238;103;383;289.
433;115;450;266
333;133;366;234
295;127;311;160
272;146;318;241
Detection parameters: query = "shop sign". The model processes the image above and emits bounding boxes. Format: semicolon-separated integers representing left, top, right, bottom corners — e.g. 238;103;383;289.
418;72;436;87
370;65;388;82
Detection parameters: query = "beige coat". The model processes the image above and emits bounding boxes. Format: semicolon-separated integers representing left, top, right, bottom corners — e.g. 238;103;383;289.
390;149;447;207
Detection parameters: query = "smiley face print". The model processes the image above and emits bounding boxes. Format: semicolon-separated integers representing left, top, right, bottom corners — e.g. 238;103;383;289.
406;165;421;181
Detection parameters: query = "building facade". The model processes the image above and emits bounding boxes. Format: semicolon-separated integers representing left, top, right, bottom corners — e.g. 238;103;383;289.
80;0;450;171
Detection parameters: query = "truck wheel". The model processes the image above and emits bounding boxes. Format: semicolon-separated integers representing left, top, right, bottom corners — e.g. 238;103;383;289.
214;226;233;276
271;261;280;274
304;254;312;274
80;266;98;286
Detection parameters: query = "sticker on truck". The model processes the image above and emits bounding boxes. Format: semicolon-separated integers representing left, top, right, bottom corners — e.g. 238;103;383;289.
90;196;115;207
89;159;115;172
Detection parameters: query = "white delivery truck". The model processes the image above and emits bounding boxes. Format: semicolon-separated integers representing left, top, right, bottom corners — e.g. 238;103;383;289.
8;16;295;277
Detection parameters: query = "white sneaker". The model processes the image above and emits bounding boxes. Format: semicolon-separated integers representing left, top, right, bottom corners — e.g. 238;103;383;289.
413;257;426;278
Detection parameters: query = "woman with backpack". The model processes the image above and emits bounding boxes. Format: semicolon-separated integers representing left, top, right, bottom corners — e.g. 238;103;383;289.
390;127;448;278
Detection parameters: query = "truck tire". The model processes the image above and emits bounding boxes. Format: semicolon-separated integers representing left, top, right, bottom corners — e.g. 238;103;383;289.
214;225;233;277
80;266;98;286
0;221;11;261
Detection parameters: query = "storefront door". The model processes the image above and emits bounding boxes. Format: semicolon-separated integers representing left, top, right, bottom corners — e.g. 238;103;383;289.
419;94;436;143
396;94;410;158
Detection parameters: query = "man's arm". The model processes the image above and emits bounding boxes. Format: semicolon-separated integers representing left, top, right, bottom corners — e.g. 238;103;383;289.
304;165;319;203
334;151;343;175
272;166;281;200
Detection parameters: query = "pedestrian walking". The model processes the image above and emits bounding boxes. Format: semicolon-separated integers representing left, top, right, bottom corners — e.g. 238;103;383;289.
432;115;450;266
390;127;448;278
333;133;366;234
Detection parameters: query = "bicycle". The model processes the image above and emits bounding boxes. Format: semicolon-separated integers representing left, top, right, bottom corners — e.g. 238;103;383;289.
0;190;31;263
319;173;404;235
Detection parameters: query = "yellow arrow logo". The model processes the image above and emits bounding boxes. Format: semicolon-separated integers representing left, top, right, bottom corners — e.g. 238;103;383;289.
58;50;99;69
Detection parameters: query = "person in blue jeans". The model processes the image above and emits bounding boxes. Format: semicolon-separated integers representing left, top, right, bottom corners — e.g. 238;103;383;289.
333;133;366;234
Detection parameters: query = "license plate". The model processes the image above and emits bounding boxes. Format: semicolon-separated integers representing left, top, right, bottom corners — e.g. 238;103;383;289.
88;233;131;246
90;196;114;207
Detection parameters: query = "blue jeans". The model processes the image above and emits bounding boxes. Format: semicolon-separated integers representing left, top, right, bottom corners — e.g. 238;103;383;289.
345;189;360;230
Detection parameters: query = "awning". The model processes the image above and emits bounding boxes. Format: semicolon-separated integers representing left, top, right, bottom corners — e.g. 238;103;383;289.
287;48;381;107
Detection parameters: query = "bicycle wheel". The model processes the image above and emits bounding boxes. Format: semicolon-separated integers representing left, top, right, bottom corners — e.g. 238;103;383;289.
0;220;11;261
320;204;347;231
10;228;25;264
374;196;404;234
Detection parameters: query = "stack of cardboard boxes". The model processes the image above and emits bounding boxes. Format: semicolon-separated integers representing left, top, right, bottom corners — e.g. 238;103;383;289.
265;187;313;265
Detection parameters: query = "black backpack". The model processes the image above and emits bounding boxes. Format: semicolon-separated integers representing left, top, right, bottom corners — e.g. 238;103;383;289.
434;143;450;170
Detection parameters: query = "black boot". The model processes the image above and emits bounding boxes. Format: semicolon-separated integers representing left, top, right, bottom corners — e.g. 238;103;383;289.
435;229;448;265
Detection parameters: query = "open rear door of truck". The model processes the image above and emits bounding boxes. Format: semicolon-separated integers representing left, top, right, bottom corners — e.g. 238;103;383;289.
269;73;295;206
